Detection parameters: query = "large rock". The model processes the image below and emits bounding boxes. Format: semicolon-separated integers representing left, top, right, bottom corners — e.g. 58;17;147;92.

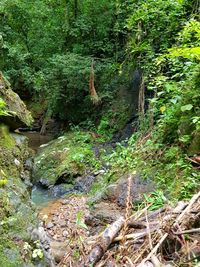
97;173;154;207
0;73;33;130
33;131;100;187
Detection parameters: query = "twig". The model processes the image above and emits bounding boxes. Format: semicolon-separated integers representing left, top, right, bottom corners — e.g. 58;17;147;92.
121;175;132;252
151;255;162;267
173;227;200;235
145;205;153;250
124;256;134;266
140;232;168;264
114;227;158;242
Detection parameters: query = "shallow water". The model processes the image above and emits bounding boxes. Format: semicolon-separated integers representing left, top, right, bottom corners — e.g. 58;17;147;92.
31;185;56;206
22;131;54;151
21;131;55;205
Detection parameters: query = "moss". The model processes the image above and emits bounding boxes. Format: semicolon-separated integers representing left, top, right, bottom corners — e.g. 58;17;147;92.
0;128;38;266
34;131;101;186
0;75;33;129
0;238;24;267
0;124;15;148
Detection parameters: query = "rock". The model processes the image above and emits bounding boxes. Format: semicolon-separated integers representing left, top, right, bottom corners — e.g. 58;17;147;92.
46;222;54;229
90;202;122;224
50;241;68;263
103;174;154;207
74;174;96;192
59;220;66;227
33;131;99;187
50;183;74;197
61;199;69;205
31;227;49;243
62;230;68;237
24;158;33;171
0;74;33;130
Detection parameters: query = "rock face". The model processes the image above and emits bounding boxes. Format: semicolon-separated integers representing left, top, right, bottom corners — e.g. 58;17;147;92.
0;73;33;130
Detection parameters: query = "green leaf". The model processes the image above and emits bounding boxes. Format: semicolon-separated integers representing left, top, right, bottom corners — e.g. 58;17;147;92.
181;104;193;112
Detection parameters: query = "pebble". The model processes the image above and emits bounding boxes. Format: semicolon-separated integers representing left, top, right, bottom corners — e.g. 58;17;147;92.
46;222;54;229
62;230;68;237
52;216;58;221
59;220;66;227
61;199;69;205
14;158;20;166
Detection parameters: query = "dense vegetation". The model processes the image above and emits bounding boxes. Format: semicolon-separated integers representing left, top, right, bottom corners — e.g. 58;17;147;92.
0;0;200;198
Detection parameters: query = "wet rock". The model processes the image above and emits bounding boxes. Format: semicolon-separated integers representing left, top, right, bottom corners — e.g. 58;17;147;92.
104;174;154;207
50;183;74;197
74;174;96;192
0;110;37;266
62;230;68;237
24;158;33;171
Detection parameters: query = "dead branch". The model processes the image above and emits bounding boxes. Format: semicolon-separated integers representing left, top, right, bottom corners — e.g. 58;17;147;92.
85;216;125;266
139;232;168;265
139;191;200;265
176;192;200;224
173;227;200;235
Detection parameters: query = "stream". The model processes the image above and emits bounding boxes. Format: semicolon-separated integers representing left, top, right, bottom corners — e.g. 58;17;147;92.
21;131;56;205
25;120;138;206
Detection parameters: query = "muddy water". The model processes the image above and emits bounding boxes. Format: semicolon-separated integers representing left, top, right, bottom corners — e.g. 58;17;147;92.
22;131;54;151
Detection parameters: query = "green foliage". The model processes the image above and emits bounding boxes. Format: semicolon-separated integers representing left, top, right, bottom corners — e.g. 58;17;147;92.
39;53;114;121
144;191;166;211
76;211;88;230
126;0;186;68
0;0;121;123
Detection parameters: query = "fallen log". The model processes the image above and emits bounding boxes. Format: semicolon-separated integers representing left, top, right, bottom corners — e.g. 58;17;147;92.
85;216;125;266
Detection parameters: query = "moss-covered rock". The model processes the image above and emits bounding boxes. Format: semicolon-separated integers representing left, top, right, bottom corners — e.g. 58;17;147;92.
0;74;33;130
33;131;100;187
0;124;38;266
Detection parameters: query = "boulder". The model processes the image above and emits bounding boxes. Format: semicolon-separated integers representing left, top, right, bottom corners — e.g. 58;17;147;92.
0;73;33;130
102;174;154;207
33;131;100;187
